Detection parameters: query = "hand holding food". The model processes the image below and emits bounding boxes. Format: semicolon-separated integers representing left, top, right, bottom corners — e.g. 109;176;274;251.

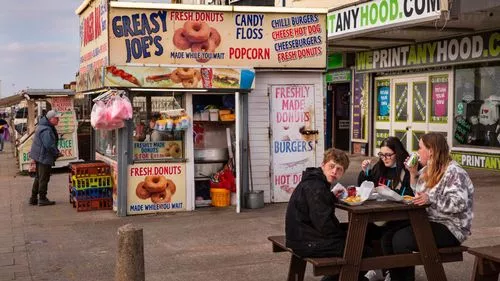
331;183;347;198
361;160;371;173
413;192;429;206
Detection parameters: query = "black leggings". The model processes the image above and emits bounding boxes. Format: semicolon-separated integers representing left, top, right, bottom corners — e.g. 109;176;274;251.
387;222;460;281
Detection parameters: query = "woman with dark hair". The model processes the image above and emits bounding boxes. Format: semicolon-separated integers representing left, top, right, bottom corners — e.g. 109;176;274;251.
357;136;414;196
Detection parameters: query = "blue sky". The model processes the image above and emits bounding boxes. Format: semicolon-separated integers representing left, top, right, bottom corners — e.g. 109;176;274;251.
0;1;80;97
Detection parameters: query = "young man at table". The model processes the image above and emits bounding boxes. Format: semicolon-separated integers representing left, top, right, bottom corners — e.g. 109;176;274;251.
285;148;374;281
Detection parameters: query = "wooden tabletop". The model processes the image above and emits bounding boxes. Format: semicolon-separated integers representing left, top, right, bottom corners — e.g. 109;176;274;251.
468;245;500;263
335;199;429;213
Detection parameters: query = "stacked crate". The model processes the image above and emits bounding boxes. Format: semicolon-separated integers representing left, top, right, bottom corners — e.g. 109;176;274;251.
69;161;113;212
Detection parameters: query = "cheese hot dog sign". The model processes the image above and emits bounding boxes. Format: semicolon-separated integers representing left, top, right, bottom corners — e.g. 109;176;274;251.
108;7;326;68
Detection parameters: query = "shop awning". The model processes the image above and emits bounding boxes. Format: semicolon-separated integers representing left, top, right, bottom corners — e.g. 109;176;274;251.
0;94;23;108
327;0;500;53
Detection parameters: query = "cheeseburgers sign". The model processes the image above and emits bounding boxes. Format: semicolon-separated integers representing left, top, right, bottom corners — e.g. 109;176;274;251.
108;6;327;68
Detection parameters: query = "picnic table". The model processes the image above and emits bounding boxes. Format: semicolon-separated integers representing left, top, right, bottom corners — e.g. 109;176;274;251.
269;199;467;281
334;200;465;281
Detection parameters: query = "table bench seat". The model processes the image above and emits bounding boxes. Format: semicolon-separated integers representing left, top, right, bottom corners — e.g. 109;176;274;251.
468;245;500;281
269;235;467;280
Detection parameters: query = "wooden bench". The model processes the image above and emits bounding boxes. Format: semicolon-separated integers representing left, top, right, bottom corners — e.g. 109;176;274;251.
268;235;467;281
468;245;500;281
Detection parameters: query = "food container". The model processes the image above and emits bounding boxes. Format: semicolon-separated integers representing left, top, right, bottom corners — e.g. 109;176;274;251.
193;112;201;121
209;109;219;121
201;110;209;121
220;113;235;121
194;163;224;178
194;148;228;162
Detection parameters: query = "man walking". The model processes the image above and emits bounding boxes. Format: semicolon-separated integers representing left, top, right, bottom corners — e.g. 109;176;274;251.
29;110;61;206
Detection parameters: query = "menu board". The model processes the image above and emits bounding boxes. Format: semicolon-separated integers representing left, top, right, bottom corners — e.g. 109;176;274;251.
108;8;327;68
51;97;76;134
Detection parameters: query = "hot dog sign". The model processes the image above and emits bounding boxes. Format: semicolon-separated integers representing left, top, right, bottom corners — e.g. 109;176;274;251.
107;7;326;68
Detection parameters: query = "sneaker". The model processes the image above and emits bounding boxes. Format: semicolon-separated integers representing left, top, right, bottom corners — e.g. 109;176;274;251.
384;272;391;281
38;197;55;206
29;197;38;205
365;269;385;281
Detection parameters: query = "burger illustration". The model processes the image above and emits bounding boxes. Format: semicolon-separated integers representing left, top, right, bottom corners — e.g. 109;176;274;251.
212;69;239;89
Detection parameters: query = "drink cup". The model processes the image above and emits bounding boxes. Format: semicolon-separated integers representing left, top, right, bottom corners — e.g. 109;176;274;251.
406;152;419;167
240;69;255;89
347;186;357;197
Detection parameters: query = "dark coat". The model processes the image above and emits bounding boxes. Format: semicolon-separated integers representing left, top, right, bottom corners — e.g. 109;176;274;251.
29;117;60;166
285;167;346;258
357;162;414;196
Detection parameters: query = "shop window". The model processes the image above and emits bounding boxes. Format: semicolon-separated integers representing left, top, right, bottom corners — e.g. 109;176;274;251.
96;129;117;158
454;66;500;148
394;83;408;122
132;95;185;161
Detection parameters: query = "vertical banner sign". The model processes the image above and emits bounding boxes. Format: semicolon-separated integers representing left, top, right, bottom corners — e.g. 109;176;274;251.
412;82;427;122
431;76;448;123
376;80;390;121
352;72;369;141
128;163;186;215
394;83;408;122
271;85;316;202
50;97;77;160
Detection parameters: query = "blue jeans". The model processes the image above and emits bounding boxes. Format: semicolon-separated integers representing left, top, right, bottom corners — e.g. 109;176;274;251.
0;133;4;151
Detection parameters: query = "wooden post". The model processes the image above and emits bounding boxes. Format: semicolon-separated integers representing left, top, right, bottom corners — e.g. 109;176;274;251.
115;224;145;281
27;100;36;134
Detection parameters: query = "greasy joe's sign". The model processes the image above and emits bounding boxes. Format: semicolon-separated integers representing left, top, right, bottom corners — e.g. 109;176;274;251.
356;30;500;72
108;7;327;68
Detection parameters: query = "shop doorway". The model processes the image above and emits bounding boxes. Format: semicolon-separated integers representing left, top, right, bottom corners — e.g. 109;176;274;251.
328;83;351;151
270;84;317;203
374;73;451;153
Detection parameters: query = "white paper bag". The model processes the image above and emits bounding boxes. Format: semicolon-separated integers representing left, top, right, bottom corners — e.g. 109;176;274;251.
375;186;404;202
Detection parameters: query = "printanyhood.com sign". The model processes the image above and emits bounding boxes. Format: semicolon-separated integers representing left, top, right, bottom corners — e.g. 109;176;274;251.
356;30;500;72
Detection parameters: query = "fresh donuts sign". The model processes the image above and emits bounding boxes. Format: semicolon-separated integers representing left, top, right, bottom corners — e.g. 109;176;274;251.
108;8;326;68
128;163;186;214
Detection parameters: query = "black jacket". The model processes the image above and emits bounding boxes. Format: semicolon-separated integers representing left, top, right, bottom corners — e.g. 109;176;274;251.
285;167;346;258
357;162;414;196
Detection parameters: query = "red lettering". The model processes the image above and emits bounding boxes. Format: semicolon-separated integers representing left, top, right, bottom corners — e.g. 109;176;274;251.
229;47;270;60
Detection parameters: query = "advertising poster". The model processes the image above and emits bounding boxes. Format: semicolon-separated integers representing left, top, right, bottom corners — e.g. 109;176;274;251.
95;153;118;211
77;0;109;92
375;129;390;148
271;85;316;202
128;163;186;214
412;82;427;122
376;80;390;121
108;8;326;68
394;83;408;122
133;141;182;160
351;72;369;141
451;151;500;171
431;76;449;123
104;65;255;90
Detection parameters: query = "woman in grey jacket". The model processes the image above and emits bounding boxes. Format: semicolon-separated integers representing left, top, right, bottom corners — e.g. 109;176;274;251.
388;133;474;281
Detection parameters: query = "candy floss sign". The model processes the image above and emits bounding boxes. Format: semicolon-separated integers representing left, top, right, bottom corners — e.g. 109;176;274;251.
271;85;316;202
108;7;326;68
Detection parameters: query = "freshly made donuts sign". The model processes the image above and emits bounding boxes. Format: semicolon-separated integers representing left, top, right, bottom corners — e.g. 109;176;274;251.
128;163;186;214
108;8;326;68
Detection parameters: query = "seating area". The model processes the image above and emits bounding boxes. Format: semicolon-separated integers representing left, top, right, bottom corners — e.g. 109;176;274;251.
268;235;468;281
468;245;500;281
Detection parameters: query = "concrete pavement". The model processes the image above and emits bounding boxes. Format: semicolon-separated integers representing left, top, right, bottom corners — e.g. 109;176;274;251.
1;140;500;281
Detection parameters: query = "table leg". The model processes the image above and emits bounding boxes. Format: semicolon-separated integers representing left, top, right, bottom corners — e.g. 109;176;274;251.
339;213;369;281
408;209;447;281
287;255;306;281
471;257;500;281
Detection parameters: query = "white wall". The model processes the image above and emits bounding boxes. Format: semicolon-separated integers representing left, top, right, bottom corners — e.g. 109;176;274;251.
249;71;325;203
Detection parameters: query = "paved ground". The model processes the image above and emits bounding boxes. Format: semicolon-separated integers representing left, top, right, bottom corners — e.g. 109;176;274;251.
1;140;500;281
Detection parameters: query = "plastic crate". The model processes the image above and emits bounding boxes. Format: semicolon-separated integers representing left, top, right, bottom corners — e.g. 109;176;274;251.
71;187;112;201
73;198;113;212
71;176;112;190
70;161;111;178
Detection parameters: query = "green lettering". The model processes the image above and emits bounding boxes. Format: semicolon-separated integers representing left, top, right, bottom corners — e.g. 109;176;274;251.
360;5;369;27
485;157;493;169
327;14;336;33
369;3;379;25
389;0;398;20
408;45;417;65
356;52;367;70
417;44;427;64
427;42;437;63
379;0;389;23
489;32;500;57
366;52;373;69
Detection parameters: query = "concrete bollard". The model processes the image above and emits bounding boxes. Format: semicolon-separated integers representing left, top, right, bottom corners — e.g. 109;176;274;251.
115;224;145;281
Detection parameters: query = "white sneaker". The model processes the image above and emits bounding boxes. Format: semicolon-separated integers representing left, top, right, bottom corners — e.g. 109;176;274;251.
384;272;391;281
365;269;384;281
